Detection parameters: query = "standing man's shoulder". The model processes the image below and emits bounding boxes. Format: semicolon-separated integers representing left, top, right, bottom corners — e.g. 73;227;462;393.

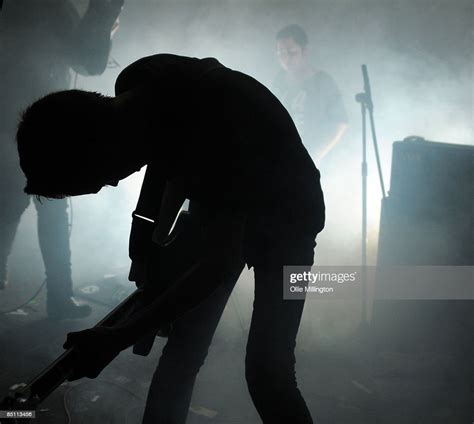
309;70;347;120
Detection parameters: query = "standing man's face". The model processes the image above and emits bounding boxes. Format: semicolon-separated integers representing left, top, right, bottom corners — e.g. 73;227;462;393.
276;37;307;74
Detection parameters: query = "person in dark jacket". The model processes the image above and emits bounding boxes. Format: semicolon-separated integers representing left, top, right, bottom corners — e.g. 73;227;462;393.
16;54;325;423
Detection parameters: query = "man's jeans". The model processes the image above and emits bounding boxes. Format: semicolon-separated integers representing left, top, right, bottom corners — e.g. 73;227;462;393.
142;262;313;424
0;139;72;298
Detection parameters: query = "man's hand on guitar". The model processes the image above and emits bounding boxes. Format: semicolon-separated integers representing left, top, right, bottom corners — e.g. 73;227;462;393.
63;326;132;381
128;260;148;288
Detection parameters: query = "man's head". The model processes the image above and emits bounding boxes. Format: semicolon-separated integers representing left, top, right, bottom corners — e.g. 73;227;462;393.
16;89;120;198
276;24;309;74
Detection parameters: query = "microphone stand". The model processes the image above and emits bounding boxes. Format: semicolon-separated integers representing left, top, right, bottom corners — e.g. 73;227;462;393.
355;64;386;325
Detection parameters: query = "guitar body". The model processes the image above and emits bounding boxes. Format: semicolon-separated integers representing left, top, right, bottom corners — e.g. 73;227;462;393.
145;210;204;298
132;210;204;352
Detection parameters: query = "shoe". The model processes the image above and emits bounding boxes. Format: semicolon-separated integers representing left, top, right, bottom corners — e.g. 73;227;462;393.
47;296;92;320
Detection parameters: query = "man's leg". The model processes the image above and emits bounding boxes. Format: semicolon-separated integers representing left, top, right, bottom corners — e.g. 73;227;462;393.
34;197;91;319
245;265;313;424
0;194;30;289
35;197;72;297
142;260;244;424
0;138;30;289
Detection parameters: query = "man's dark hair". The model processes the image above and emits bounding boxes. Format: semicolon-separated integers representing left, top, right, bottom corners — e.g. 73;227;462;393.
276;24;308;48
16;89;113;198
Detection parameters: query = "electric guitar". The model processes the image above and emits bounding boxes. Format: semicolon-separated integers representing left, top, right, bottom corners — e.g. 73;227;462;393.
0;210;203;422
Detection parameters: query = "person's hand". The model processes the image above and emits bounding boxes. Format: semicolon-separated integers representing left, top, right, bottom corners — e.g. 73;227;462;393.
128;260;147;289
63;326;130;381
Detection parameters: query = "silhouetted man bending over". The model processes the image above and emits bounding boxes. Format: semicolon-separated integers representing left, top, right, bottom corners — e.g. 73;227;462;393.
16;54;325;424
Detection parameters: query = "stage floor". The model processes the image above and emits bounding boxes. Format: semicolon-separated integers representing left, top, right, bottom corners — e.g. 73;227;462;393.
0;272;471;424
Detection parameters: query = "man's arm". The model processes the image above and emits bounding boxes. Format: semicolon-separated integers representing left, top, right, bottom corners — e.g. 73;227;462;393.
128;165;166;287
313;122;348;164
128;172;187;287
311;72;348;164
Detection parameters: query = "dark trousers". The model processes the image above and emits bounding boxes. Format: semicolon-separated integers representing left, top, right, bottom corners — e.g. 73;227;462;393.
0;139;72;297
142;262;313;424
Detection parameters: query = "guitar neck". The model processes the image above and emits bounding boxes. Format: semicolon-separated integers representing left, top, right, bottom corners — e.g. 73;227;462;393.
3;290;142;407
